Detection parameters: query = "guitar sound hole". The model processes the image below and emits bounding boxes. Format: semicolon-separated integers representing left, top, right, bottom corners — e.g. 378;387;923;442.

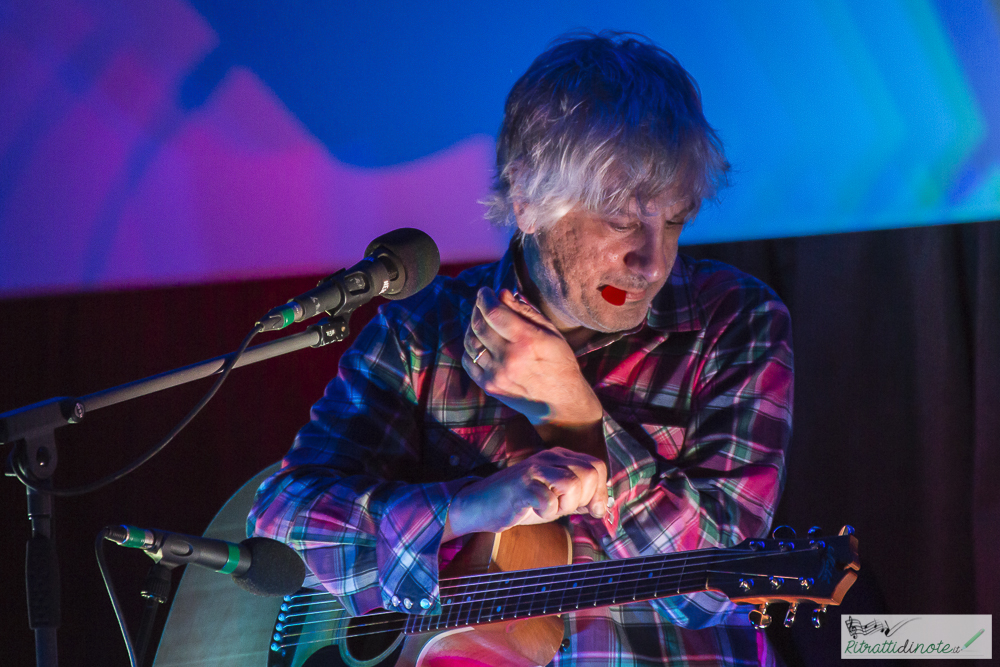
343;609;406;663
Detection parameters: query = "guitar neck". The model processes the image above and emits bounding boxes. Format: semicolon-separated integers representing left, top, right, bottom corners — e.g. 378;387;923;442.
405;547;725;634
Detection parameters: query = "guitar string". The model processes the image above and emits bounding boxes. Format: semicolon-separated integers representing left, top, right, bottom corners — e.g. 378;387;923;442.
274;548;827;646
278;573;813;648
278;547;737;627
281;543;785;611
276;571;715;646
276;564;804;650
278;566;711;626
278;547;821;633
281;542;742;606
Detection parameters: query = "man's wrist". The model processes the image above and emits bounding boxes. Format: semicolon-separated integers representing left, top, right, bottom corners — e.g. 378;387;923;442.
535;389;603;428
442;483;472;543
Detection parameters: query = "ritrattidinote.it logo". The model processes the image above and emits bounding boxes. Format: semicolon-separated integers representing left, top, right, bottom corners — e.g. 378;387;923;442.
841;614;991;660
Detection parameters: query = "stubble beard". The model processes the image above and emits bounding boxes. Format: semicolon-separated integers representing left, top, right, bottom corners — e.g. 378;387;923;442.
528;232;649;335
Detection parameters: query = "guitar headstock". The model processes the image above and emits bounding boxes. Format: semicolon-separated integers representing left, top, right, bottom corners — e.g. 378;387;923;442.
707;525;860;629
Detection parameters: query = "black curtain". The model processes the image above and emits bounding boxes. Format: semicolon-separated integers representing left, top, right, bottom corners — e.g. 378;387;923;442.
685;219;999;667
1;221;996;666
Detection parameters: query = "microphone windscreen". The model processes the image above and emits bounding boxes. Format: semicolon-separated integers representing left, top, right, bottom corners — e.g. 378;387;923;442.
232;537;306;597
365;228;440;300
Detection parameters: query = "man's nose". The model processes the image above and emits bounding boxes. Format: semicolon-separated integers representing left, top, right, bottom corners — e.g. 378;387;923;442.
623;229;670;283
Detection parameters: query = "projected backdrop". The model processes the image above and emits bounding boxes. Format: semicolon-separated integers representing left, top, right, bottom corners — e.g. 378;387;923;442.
1;0;998;297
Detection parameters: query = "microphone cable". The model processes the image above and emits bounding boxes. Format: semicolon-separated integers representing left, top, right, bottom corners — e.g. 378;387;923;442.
95;526;140;667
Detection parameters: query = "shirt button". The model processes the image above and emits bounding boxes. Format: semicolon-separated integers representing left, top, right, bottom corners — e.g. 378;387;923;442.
449;454;460;466
403;598;413;609
391;595;401;607
420;598;432;609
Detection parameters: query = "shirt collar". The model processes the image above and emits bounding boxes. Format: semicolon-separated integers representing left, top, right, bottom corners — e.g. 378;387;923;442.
492;235;521;295
647;253;705;333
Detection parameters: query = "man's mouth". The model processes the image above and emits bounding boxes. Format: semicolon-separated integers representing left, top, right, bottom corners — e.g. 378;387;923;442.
601;285;627;305
600;285;646;306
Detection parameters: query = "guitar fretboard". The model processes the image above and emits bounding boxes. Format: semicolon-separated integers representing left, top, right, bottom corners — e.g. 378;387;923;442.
405;547;728;634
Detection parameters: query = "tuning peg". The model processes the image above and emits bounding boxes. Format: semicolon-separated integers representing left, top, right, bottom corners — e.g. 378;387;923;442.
839;525;855;536
771;525;796;540
749;604;772;630
784;602;799;627
811;604;828;628
806;526;822;537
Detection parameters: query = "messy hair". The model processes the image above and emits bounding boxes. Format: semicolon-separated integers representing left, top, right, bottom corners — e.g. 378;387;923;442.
485;31;730;230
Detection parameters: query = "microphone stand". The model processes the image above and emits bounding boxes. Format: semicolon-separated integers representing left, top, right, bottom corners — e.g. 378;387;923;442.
1;315;352;667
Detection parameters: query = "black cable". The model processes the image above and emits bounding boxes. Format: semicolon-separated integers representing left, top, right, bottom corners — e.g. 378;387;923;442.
95;528;138;667
11;322;263;496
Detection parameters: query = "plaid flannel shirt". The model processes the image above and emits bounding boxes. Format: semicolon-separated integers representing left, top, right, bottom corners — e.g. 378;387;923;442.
249;247;793;666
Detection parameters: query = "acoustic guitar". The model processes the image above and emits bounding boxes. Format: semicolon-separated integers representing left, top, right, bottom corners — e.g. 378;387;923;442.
153;465;859;667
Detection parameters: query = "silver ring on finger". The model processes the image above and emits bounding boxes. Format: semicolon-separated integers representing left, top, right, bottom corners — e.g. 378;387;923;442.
472;347;487;365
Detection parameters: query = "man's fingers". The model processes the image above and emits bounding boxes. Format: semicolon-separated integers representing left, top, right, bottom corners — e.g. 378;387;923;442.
522;479;559;521
464;288;517;365
532;467;583;517
498;289;561;335
587;487;609;519
529;448;608;518
469;304;506;354
525;461;605;518
461;352;487;384
476;288;540;342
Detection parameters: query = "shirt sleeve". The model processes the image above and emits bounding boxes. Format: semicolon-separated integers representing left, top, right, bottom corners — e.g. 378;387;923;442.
247;309;474;617
600;282;794;629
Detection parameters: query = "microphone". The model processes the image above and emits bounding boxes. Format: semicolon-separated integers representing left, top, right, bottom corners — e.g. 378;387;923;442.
259;227;440;332
104;525;306;597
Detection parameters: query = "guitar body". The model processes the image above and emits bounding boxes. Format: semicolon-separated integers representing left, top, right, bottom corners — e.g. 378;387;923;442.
153;465;573;667
153;464;284;667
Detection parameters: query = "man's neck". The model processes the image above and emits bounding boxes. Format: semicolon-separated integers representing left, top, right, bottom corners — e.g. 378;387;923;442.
515;235;597;351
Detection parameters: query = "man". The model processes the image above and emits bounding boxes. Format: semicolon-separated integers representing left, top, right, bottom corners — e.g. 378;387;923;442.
250;32;793;666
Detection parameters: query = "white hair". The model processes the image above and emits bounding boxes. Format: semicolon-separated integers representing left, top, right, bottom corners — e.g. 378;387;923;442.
484;32;729;231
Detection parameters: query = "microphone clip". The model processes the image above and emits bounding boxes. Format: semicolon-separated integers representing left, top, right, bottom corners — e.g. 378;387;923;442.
309;316;351;348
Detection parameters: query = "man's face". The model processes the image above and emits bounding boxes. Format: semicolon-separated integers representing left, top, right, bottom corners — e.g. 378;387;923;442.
520;192;693;337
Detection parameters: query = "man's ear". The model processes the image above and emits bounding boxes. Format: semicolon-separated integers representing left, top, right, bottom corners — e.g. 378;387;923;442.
512;199;536;235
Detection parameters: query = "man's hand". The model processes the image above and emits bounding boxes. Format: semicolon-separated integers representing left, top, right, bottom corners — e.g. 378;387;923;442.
443;447;608;540
462;287;603;426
